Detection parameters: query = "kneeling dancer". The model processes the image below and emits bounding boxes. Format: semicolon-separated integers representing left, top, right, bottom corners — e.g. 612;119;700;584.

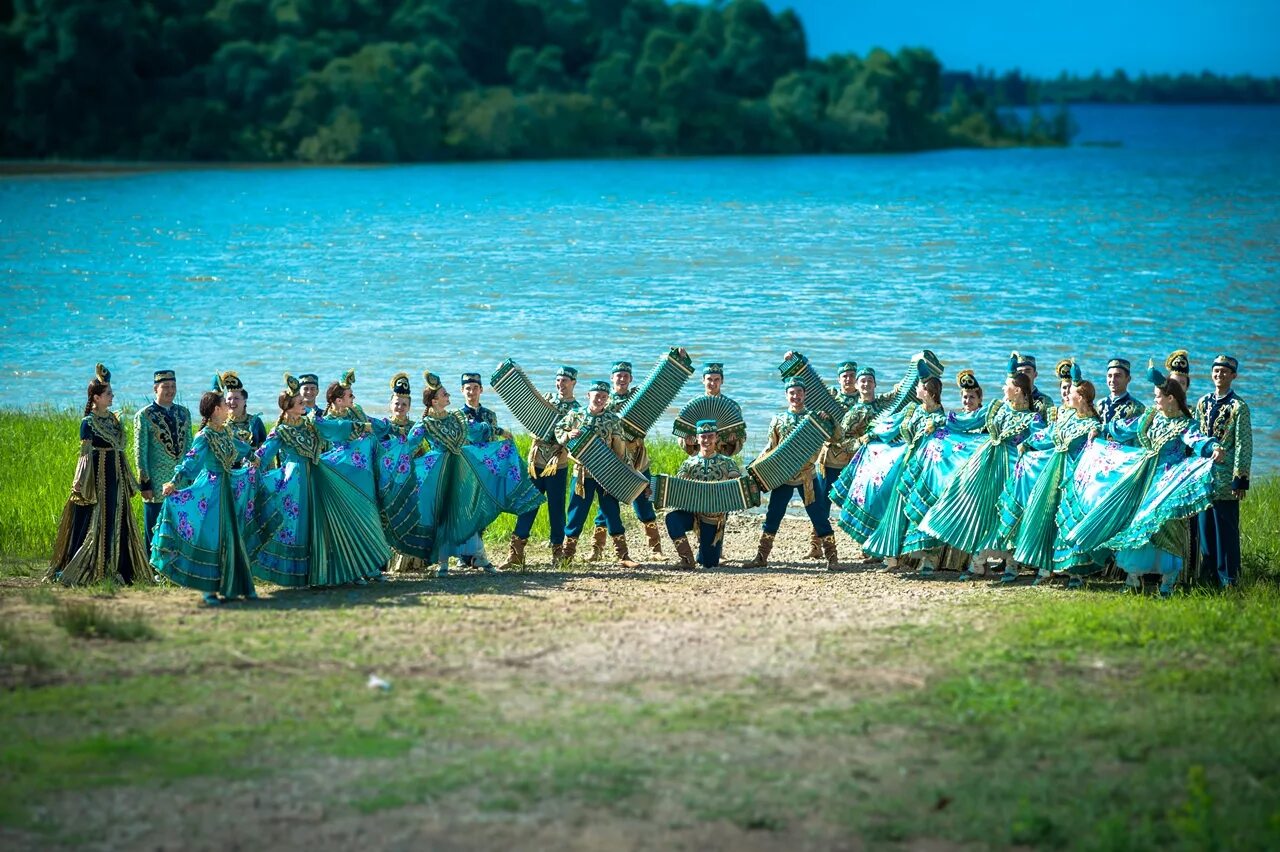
665;419;747;569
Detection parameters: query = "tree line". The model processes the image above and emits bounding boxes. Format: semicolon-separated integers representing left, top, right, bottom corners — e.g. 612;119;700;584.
944;68;1280;107
1;0;1069;163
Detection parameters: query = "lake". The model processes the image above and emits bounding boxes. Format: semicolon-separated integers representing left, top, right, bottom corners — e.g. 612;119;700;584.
2;104;1277;471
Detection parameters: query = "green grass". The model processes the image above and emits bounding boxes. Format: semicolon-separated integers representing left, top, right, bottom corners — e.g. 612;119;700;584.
51;600;157;642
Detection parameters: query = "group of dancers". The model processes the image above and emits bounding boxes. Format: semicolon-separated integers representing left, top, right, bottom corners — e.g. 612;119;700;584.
46;346;1252;604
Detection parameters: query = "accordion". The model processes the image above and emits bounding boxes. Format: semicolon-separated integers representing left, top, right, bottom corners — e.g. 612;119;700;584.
490;359;560;441
617;347;695;440
651;473;761;514
566;430;648;503
778;352;848;422
747;413;832;492
881;350;946;417
673;394;747;439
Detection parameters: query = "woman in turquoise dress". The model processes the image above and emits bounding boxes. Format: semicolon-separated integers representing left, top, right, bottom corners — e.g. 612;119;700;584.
833;405;915;546
994;364;1102;586
860;373;950;565
253;375;392;588
379;373;435;572
1062;364;1222;595
919;356;1045;581
897;370;992;575
152;391;275;605
410;373;543;577
48;364;150;586
217;371;267;448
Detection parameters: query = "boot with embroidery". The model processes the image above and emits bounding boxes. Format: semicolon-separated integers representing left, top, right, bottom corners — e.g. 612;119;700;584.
672;535;696;569
743;532;775;568
613;534;641;569
643;520;664;555
498;535;526;571
588;525;607;561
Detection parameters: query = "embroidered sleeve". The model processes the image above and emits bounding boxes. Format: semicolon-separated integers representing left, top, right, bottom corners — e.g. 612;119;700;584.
134;409;151;488
1233;402;1252;487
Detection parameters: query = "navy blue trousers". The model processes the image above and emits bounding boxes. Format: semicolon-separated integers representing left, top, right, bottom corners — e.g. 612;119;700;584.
665;510;724;567
1199;499;1242;587
762;477;833;536
143;500;163;558
514;466;568;544
593;467;656;526
566;477;624;538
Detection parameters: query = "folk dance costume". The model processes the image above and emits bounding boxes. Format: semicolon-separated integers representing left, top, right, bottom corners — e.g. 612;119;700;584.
666;419;746;569
216;371;267;448
409;373;542;576
675;363;747;457
1194;355;1252;588
135;369;193;557
380;374;435;574
503;365;581;569
558;381;643;568
446;371;508;570
298;373;322;419
995;363;1101;583
1064;363;1219;594
1096;358;1146;426
744;377;839;570
919;356;1044;581
589;361;663;560
253;375;391;588
828;364;911;508
150;421;275;604
809;360;861;558
48;364;150;586
860;399;950;564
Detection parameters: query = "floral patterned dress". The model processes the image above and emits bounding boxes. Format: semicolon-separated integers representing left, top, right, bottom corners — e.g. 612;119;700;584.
150;425;276;597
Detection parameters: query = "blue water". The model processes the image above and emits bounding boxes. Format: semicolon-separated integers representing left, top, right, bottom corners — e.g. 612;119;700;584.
2;105;1277;471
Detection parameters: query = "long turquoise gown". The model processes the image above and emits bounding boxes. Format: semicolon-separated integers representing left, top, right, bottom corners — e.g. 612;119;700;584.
834;408;914;544
899;404;991;556
253;416;391;587
861;405;950;559
917;401;1043;554
994;410;1100;577
410;412;544;561
1063;411;1217;586
150;425;275;597
371;414;434;558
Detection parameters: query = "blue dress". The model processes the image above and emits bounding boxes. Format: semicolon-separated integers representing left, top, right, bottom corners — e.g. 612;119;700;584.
898;404;991;555
834;408;914;544
253;416;391;587
861;405;951;560
150;425;275;597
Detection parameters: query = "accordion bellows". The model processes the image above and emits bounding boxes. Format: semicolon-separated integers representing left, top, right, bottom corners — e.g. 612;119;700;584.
673;394;746;438
489;359;560;441
778;353;847;421
651;474;761;514
618;348;694;440
747;413;833;492
565;430;648;503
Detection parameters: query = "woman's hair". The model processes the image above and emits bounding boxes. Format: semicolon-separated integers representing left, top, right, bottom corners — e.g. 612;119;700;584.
323;381;346;413
969;384;984;402
198;391;223;429
278;391;296;412
422;385;445;414
84;379;109;416
1158;377;1192;418
1008;372;1033;405
1075;380;1099;418
920;376;942;405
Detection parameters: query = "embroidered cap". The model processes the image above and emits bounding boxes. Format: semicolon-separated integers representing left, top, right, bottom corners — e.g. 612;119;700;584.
1071;362;1085;385
1211;354;1239;373
298;373;319;387
94;363;111;384
588;379;610;394
422;371;442;391
1055;359;1073;382
217;371;244;392
702;362;724;377
153;369;176;384
1007;353;1020;378
1106;358;1132;375
1014;353;1037;370
556;365;578;380
390;373;411;398
856;366;876;380
281;373;301;399
956;369;980;391
1165;350;1190;375
696;418;719;435
837;360;858;376
460;372;482;387
338;369;356;388
783;376;805;392
1146;358;1168;387
610;361;632;375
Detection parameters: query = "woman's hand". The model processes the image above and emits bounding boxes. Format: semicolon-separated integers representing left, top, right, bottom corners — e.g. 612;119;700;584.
161;482;177;497
1211;446;1226;464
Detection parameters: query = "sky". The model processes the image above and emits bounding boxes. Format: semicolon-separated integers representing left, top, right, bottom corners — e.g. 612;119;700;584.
764;1;1280;77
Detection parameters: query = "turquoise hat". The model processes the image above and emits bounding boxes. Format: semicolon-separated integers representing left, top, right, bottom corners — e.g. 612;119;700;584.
783;376;805;392
1015;353;1037;370
460;372;482;387
702;362;724;377
1211;354;1239;373
856;366;876;380
557;365;578;380
1146;359;1167;387
588;379;610;394
1106;357;1132;375
695;418;718;435
837;360;858;376
611;361;632;375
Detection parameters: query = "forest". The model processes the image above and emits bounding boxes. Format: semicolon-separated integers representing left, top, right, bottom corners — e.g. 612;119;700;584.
0;0;1070;162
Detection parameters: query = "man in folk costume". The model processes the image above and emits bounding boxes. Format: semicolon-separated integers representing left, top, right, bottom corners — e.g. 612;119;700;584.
1195;355;1252;588
809;359;860;558
1013;353;1054;422
557;380;643;569
135;369;192;558
744;377;840;570
500;365;581;569
666;419;746;569
677;362;747;457
297;373;322;417
1096;357;1146;425
587;360;664;560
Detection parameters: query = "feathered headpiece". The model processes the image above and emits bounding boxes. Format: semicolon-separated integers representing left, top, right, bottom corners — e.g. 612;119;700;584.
282;373;301;399
94;363;111;384
339;369;356;388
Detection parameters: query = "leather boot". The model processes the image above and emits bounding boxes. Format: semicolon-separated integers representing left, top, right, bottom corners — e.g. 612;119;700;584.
806;532;822;560
498;535;526;570
672;535;696;569
743;532;775;568
588;525;607;561
560;536;578;565
551;542;564;567
643;520;664;555
613;534;641;569
821;534;839;571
